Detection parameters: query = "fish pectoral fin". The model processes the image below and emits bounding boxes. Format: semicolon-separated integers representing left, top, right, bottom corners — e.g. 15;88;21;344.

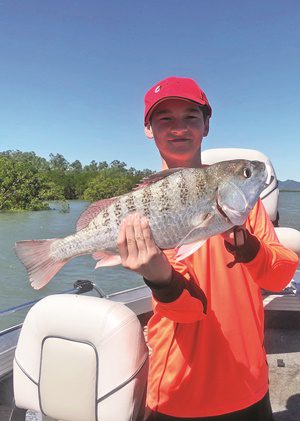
175;239;207;261
174;220;211;261
93;251;122;268
191;212;214;228
175;214;212;252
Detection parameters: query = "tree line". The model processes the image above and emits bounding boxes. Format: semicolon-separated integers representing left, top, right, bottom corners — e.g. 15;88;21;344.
0;151;154;211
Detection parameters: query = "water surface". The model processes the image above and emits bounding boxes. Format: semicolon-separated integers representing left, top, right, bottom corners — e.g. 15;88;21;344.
0;193;299;328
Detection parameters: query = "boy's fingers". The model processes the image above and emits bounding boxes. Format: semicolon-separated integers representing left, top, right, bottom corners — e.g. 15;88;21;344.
119;214;157;269
133;214;147;253
141;217;156;251
117;220;128;260
124;214;138;256
222;225;247;247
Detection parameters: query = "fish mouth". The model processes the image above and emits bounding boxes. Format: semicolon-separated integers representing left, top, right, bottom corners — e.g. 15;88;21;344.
216;201;231;223
216;181;252;226
216;199;248;226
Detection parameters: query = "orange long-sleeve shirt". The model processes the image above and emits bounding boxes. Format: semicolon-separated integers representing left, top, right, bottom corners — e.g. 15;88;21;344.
146;199;298;417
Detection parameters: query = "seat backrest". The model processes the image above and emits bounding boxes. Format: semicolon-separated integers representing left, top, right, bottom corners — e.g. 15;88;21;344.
13;294;148;421
201;148;279;222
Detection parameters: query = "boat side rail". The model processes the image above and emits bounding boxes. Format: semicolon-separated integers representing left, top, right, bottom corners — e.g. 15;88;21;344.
0;280;101;319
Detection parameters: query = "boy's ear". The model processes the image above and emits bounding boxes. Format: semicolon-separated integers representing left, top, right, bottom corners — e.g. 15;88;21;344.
144;124;154;139
203;116;210;137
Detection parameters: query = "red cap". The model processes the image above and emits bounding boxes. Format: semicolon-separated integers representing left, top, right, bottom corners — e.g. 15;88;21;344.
144;76;212;125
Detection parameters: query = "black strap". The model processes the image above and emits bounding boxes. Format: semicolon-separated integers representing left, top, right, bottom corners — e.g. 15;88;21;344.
225;227;260;268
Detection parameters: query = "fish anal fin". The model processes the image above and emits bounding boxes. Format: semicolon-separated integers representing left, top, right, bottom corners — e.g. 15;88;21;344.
93;251;122;268
76;198;117;231
175;239;206;261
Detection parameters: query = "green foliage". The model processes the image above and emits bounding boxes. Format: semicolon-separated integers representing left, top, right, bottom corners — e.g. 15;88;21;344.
83;168;134;201
0;150;49;171
0;155;63;211
49;153;69;172
0;150;154;211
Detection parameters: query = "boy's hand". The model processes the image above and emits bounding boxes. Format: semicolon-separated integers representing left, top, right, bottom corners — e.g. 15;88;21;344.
118;213;172;285
221;224;260;267
221;224;248;247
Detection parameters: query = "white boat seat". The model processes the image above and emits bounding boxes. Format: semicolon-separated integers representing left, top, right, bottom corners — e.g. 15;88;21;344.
202;148;300;257
13;294;149;421
274;227;300;257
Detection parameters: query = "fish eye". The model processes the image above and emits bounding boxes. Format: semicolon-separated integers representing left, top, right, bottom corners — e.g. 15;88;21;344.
243;167;252;178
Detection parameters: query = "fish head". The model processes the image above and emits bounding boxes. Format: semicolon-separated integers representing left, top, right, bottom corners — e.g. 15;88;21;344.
215;160;268;226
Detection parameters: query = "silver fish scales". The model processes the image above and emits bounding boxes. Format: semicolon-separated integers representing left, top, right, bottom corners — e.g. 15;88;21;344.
15;159;268;289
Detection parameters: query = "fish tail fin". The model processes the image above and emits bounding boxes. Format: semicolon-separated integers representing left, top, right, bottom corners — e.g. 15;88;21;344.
15;239;68;290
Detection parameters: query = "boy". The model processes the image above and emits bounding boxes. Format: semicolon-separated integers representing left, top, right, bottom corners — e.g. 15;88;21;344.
118;77;298;420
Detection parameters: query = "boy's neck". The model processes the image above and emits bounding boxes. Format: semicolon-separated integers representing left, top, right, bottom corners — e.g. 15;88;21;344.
162;156;202;170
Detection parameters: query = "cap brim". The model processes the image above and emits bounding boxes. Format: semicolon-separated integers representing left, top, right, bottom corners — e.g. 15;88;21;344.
144;96;208;125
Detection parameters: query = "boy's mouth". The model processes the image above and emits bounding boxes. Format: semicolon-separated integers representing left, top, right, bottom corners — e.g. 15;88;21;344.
168;138;190;143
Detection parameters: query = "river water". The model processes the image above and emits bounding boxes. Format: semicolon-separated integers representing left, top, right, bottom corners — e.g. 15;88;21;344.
0;192;299;329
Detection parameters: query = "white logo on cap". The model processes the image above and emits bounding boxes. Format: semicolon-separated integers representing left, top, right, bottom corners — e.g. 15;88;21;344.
154;85;161;93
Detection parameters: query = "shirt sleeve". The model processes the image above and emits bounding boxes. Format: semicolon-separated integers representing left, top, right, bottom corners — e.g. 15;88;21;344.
148;249;207;323
244;199;299;291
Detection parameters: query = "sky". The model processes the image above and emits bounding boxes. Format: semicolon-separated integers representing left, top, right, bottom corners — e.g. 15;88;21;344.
0;0;299;181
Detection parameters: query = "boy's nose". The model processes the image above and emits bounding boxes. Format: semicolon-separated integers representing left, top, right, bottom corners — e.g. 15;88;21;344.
171;128;188;136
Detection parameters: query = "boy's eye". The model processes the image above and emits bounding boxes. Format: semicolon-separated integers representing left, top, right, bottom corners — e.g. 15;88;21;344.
186;115;199;120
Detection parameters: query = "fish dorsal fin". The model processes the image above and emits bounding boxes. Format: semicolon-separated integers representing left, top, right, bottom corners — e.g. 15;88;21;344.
76;197;117;231
134;168;184;190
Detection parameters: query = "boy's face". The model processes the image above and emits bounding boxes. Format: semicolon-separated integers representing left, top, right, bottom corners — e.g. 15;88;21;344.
145;98;209;167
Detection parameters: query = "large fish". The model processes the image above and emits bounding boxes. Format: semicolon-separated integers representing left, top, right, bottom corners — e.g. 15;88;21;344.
15;159;269;290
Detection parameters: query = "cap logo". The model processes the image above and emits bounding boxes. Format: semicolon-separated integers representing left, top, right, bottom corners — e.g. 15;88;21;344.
154;85;161;94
